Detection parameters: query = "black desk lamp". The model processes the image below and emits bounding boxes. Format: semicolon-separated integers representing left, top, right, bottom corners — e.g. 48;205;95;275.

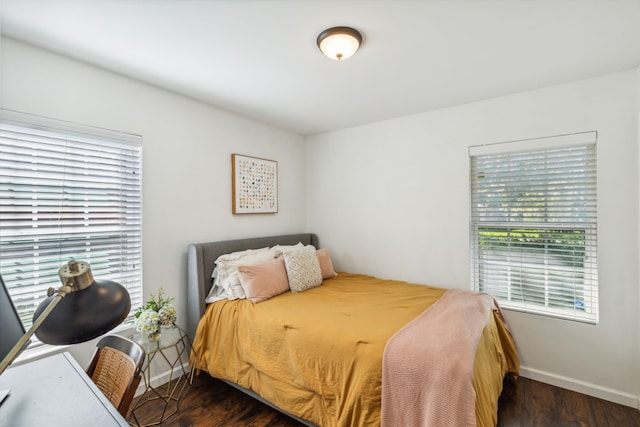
0;259;131;375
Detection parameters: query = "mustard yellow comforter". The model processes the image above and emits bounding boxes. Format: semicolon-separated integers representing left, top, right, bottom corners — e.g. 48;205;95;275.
191;273;519;426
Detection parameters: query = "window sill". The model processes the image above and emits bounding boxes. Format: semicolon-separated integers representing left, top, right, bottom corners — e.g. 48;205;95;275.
500;303;598;324
9;322;135;368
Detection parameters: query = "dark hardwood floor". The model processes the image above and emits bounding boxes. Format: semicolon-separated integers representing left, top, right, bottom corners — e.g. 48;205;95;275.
130;373;640;427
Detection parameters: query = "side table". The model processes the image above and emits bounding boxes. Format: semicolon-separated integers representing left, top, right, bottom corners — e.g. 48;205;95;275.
128;326;194;427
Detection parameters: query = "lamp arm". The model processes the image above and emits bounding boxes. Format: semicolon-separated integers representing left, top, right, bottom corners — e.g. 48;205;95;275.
0;284;73;376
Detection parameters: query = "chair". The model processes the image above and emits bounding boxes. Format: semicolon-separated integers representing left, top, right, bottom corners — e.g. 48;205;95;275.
86;334;145;418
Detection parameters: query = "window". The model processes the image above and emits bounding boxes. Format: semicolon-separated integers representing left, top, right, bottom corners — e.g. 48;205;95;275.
469;132;597;323
0;110;143;339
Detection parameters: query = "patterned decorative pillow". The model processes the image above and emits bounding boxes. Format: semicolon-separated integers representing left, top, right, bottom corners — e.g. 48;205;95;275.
283;245;323;292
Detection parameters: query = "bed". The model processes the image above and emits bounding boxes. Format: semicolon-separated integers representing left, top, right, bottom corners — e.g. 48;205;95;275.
187;233;519;427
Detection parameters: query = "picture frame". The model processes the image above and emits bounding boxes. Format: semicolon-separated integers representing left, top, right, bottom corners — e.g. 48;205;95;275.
232;154;278;214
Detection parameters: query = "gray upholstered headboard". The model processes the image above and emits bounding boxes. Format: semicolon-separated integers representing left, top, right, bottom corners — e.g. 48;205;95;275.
186;233;319;338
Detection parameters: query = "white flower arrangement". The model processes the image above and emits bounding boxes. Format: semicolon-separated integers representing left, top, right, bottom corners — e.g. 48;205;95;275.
158;304;177;326
133;309;160;334
133;288;177;336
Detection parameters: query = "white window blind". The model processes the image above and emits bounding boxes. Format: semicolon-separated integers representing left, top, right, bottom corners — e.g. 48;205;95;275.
0;110;143;338
469;132;598;323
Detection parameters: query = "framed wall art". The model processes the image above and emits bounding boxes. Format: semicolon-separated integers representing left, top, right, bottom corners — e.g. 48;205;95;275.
232;154;278;214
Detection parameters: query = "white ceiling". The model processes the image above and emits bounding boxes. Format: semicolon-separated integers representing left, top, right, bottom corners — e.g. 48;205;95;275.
2;1;640;136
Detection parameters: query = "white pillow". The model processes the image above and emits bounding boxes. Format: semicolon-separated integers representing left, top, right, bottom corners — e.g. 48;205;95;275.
272;242;304;257
212;247;272;275
205;280;229;303
214;247;277;299
283;245;323;292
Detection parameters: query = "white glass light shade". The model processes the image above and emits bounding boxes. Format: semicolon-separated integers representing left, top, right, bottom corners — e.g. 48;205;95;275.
317;27;362;61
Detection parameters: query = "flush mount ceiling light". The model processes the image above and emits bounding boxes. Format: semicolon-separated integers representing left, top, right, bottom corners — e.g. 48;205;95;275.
317;26;362;61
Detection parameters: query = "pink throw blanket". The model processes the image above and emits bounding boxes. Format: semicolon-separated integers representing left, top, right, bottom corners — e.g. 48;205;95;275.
381;289;497;427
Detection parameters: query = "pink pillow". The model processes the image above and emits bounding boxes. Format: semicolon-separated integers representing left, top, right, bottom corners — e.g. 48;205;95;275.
237;257;290;304
317;248;337;279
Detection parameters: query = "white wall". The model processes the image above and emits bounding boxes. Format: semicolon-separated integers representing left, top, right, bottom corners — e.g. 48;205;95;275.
307;70;640;407
1;37;308;368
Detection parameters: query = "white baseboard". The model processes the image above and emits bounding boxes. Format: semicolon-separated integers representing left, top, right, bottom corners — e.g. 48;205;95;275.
520;365;640;410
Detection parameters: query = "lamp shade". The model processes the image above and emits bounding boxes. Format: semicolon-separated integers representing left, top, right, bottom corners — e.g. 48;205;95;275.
0;260;131;376
33;262;131;345
317;26;362;60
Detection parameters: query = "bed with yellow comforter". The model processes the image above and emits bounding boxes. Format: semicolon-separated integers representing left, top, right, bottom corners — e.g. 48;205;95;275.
191;272;519;426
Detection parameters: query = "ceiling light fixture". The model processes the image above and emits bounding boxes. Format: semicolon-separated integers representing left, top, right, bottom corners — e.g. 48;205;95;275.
317;26;362;61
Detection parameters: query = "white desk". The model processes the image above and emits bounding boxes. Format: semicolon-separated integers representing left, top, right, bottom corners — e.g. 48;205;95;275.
0;352;129;427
